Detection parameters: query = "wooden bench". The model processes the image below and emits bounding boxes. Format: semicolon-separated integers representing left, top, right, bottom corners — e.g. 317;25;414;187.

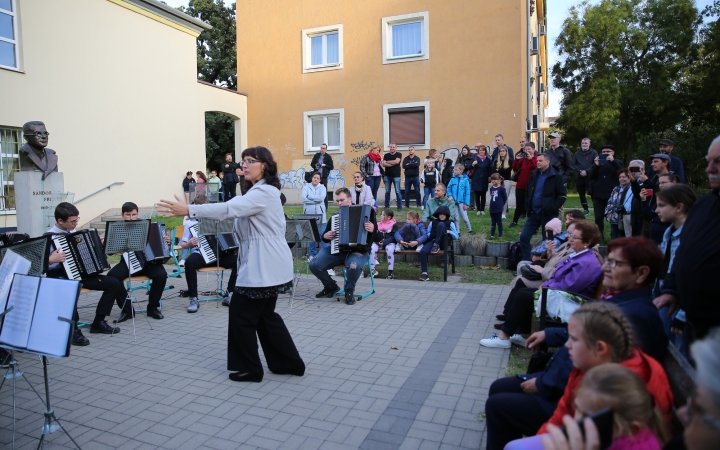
375;221;456;281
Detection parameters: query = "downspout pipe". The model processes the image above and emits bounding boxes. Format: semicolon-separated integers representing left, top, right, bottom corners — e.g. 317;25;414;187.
526;0;532;141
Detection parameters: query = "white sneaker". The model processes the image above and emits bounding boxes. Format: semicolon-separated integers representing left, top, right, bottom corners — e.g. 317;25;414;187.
509;334;527;347
502;214;507;219
327;269;336;276
372;270;379;277
374;259;380;266
179;259;185;267
480;211;485;215
479;334;511;348
187;298;199;313
476;211;481;216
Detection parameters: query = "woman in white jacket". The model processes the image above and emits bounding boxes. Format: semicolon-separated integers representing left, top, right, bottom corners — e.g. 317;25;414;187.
351;172;375;207
302;172;327;258
159;146;304;383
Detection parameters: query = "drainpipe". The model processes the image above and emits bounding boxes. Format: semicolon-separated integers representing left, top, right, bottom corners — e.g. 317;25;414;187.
526;0;533;143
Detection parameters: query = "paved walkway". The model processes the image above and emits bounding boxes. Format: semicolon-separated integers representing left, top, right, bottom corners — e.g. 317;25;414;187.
0;268;512;449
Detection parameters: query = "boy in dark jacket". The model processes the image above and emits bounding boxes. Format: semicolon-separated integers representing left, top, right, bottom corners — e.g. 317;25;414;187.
418;206;459;281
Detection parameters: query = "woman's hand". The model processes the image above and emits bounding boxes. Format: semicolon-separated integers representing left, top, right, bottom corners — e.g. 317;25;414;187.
542;415;600;450
158;195;189;218
526;330;546;351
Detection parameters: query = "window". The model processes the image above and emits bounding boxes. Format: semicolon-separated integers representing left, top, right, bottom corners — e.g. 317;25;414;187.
303;109;344;155
302;24;343;73
382;12;429;65
383;102;430;150
0;0;19;70
0;126;21;211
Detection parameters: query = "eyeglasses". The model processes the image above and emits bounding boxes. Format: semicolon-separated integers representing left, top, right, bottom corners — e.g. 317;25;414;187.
686;396;720;430
241;158;261;166
63;217;80;226
566;234;582;241
353;176;363;179
604;258;632;269
24;132;50;138
602;151;613;154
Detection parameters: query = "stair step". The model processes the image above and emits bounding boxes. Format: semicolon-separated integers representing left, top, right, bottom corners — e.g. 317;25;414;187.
100;215;124;221
89;221;106;230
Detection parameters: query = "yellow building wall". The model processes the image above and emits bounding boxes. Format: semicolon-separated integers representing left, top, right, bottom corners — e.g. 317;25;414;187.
237;0;529;187
0;0;246;229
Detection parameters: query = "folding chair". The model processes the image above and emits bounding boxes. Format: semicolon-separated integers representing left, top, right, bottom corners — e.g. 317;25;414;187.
197;265;229;306
76;288;92;328
169;226;185;279
336;259;375;300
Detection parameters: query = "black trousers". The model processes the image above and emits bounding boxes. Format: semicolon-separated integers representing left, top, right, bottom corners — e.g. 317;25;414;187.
184;252;238;297
321;178;329;209
591;197;608;236
576;177;590;210
107;259;167;310
227;292;305;375
48;269;125;323
502;279;527;315
501;287;536;336
512;188;527;223
474;190;487;212
485;376;556;450
224;182;237;201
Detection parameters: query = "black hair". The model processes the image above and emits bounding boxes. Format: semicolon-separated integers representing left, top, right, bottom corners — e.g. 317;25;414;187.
656;184;697;213
54;202;79;221
565;209;586;221
280;192;286;206
382;208;394;218
659;172;681;184
240;146;281;191
525;142;536;149
122;202;139;214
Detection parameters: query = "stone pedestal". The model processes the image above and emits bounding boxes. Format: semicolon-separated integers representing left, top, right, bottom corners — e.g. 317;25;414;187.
15;171;68;237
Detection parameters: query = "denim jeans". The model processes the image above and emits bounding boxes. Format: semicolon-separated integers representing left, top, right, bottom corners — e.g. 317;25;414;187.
404;176;421;207
309;246;370;293
419;221;447;273
423;187;434;208
519;212;555;261
308;223;327;257
366;176;382;200
384;176;403;209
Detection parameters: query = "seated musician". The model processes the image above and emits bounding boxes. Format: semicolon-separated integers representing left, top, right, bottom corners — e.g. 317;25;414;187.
45;202;125;346
309;187;380;305
180;195;238;312
107;202;169;321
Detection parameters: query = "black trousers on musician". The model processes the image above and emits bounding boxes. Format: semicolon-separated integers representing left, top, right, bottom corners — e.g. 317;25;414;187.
228;292;304;375
47;269;125;324
107;260;168;311
184;252;238;298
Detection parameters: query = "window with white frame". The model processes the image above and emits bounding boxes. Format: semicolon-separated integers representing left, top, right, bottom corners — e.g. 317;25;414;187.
304;109;344;155
0;0;19;70
0;126;21;211
302;24;343;73
383;102;430;150
382;12;429;65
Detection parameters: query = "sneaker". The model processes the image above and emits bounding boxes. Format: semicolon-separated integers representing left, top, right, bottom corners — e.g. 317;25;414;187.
468;230;474;234
316;284;340;298
508;222;517;228
307;255;314;263
372;270;379;277
419;273;429;281
509;334;527;347
386;271;394;279
583;209;590;216
430;243;440;254
479;334;511;348
345;292;356;305
327;269;336;276
221;296;231;307
476;211;481;216
479;211;485;215
187;298;199;313
179;259;185;267
502;214;507;219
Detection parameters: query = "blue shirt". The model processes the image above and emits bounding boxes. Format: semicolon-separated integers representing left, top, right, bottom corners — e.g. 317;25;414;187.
532;169;549;213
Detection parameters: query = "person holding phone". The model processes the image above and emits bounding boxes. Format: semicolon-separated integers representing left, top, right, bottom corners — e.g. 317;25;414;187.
625;160;651;237
588;145;624;237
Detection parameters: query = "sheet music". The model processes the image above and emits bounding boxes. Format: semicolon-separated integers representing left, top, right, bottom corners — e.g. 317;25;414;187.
0;250;31;313
0;275;40;349
27;277;79;357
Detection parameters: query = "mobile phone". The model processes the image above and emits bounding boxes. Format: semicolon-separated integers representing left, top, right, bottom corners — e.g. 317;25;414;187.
560;407;614;450
599;154;608;165
629;166;640;173
516;374;530;381
547;230;554;240
645;189;654;197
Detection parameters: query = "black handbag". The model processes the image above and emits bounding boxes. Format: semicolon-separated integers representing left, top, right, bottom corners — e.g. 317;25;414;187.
520;264;542;281
526;350;554;374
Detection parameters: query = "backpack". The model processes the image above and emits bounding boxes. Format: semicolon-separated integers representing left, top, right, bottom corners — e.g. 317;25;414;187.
508;242;523;271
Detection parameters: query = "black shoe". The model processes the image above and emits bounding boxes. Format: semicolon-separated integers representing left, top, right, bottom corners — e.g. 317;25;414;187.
114;310;134;323
508;222;518;228
316;284;340;298
270;365;305;376
72;329;90;346
147;308;164;320
496;314;507;320
228;372;263;382
90;320;120;334
345;292;356;305
0;349;9;368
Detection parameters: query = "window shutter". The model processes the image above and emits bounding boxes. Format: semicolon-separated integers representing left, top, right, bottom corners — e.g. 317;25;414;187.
389;110;424;145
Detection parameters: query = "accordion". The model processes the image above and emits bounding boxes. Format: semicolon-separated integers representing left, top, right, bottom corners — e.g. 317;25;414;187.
124;222;171;275
189;224;239;265
330;205;372;254
51;229;110;280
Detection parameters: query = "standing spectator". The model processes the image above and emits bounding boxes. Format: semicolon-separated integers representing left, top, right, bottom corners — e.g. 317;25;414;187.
491;134;515;162
518;136;528;155
545;132;575;183
350;172;374;206
510;142;538;227
519;153;567;261
573;138;598;215
218;171;225;200
424;148;441;171
208;170;222;201
360;144;383;200
488;173;508;238
382;143;403;210
310;143;333;209
629;159;659;237
195;171;208;196
182;171;196;204
588;144;624;237
221;153;239;201
471;145;493;215
420;159;439;209
234;167;247;196
441;158;454;186
302;172;327;260
647;138;686;182
492;145;513;218
456;145;474;174
655;135;720;349
605;169;632;239
402;146;421;208
446;163;473;234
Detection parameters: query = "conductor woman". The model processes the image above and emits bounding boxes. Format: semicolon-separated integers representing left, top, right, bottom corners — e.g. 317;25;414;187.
159;146;304;382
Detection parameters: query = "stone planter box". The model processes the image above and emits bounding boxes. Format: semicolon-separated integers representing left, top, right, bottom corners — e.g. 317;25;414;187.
486;241;511;257
473;256;496;266
453;240;462;255
461;243;485;256
497;257;509;269
455;255;473;267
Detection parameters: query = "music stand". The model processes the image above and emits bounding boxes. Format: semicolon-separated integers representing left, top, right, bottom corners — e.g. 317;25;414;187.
196;218;236;312
103;220;151;342
0;236;50;276
285;218;321;310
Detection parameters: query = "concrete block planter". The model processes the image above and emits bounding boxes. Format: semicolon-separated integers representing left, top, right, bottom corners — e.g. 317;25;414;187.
486;241;510;257
453;240;462;255
497;257;509;269
455;255;473;267
473;256;496;266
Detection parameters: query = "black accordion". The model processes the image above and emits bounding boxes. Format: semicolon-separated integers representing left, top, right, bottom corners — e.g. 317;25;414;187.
331;205;373;254
189;224;239;264
51;229;110;280
125;222;171;275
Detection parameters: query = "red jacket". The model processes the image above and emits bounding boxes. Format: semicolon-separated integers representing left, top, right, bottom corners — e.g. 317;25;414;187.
512;154;538;189
537;348;673;435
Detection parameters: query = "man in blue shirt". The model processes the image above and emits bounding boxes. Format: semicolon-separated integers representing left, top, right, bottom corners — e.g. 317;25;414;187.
646;139;686;182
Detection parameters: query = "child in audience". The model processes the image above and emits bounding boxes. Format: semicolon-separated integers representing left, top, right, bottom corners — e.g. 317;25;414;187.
488;173;508;238
446;163;473;234
418;205;458;281
370;209;398;279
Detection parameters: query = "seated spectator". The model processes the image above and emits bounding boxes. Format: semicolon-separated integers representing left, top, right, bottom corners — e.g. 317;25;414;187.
605;168;632;240
481;221;603;349
351;171;375;206
524;210;584;261
418;205;458;281
394;210;427;252
370;209;398;279
422;183;456;222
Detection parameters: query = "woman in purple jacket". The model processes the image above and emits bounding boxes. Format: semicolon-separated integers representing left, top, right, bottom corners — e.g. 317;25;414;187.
480;221;604;348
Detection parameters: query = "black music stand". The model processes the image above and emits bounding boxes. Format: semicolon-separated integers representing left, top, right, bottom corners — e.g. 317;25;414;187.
285;218;321;311
0;236;50;276
103;220;151;342
196;218;236;312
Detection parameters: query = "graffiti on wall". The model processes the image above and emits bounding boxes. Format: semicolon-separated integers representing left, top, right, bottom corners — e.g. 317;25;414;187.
350;141;377;153
278;167;346;189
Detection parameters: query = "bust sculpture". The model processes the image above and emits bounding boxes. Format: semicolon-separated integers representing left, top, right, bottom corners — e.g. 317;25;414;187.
19;121;59;180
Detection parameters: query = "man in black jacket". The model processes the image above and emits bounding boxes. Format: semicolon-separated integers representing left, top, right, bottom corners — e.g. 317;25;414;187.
221;153;238;201
402;146;421;208
572;138;598;214
310;144;334;208
588;145;624;236
545;132;575;183
519;154;567;260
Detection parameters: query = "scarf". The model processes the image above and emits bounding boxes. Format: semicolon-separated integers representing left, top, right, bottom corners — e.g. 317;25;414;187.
378;218;396;233
355;183;364;192
368;151;382;163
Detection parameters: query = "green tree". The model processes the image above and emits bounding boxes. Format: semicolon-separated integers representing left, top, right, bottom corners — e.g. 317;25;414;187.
683;1;720;126
552;0;700;164
178;0;237;171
